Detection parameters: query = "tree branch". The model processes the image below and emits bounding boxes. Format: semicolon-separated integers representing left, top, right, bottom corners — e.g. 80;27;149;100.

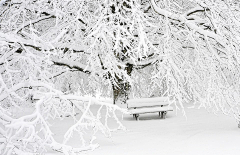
123;53;162;69
49;69;79;79
149;0;227;48
51;57;91;74
15;15;56;33
184;6;205;16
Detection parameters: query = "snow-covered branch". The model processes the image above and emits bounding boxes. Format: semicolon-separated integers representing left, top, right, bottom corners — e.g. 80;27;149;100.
51;57;91;74
184;6;205;16
150;0;227;48
15;15;56;33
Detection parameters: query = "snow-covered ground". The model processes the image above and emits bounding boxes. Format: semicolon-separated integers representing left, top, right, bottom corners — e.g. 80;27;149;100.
49;103;240;155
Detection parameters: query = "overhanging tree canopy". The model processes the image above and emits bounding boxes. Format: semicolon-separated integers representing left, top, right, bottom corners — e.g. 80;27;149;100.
0;0;240;154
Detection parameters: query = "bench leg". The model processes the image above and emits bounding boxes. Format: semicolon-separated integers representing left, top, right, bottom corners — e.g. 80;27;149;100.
160;112;164;118
159;112;161;117
162;111;167;119
135;114;139;121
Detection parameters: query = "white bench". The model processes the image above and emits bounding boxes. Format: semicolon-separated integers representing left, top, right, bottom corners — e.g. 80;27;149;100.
126;97;173;120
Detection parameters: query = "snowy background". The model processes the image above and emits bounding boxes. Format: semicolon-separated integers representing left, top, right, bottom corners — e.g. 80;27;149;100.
1;0;240;154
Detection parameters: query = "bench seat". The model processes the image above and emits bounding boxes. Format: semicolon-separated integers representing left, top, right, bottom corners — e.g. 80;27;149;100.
128;106;173;114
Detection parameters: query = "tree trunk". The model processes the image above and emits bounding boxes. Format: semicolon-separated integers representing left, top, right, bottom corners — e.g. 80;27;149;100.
112;63;133;104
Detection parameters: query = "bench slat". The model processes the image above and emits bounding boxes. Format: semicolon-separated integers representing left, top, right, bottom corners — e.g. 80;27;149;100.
128;106;173;114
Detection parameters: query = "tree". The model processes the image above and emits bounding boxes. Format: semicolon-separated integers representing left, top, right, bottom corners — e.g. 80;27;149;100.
0;0;240;154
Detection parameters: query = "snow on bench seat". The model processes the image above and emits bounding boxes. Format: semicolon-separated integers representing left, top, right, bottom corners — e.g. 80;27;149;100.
127;97;169;108
128;106;173;114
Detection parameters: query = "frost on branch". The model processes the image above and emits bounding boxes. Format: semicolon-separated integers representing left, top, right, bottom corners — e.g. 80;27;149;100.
146;0;240;120
0;93;127;154
0;43;126;154
0;1;127;152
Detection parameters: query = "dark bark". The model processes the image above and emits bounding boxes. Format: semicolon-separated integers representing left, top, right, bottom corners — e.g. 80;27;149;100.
52;61;91;74
112;63;133;104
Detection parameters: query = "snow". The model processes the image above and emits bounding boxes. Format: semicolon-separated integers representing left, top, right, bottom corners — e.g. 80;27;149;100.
128;106;173;114
0;0;7;7
47;103;240;155
127;97;168;103
127;102;170;108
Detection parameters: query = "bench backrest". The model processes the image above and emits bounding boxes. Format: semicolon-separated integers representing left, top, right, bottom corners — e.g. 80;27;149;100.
127;97;169;108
